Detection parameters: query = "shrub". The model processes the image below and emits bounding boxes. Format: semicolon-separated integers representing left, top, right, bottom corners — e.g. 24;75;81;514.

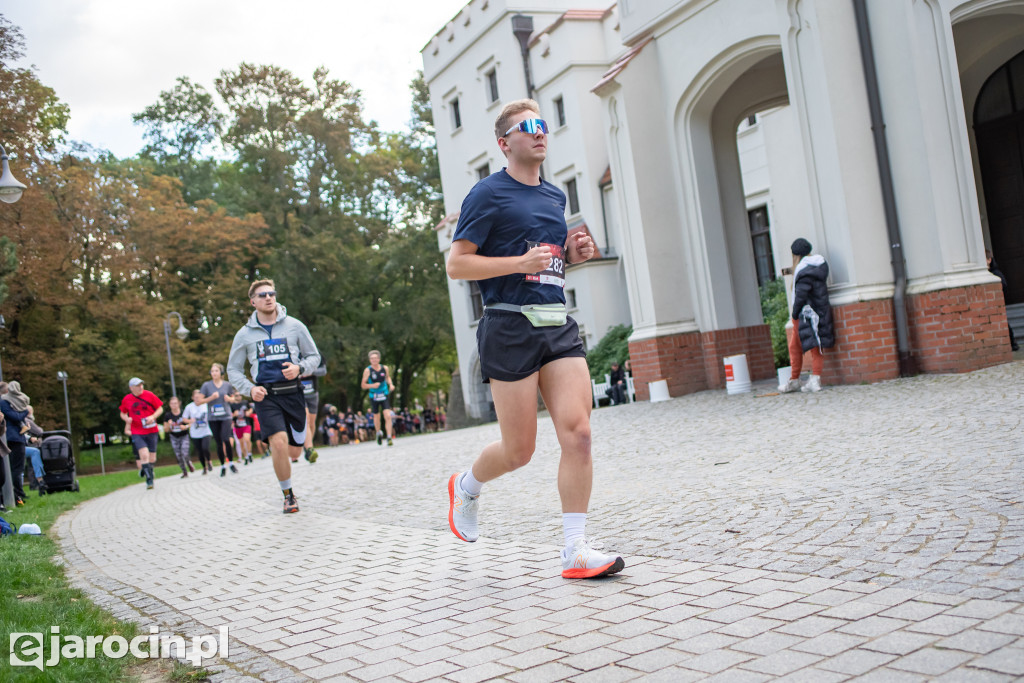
760;278;790;369
586;324;632;381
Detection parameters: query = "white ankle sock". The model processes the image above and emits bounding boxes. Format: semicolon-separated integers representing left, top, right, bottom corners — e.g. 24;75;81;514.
279;478;292;491
563;513;586;549
460;469;483;496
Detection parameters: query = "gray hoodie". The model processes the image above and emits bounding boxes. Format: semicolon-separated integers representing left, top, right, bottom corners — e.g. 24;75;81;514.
227;304;322;397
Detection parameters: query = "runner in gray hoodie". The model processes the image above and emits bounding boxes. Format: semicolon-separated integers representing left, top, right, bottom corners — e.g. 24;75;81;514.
227;279;322;513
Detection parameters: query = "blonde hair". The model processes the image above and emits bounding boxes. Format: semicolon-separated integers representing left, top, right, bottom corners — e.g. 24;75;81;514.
494;99;540;139
248;279;275;299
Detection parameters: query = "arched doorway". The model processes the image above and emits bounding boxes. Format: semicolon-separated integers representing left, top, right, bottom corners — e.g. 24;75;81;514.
975;48;1024;305
668;43;797;387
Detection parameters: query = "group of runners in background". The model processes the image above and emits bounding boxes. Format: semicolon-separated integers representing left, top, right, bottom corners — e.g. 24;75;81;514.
116;287;408;514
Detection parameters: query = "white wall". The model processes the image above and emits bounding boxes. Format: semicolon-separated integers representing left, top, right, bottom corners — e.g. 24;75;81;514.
424;2;630;419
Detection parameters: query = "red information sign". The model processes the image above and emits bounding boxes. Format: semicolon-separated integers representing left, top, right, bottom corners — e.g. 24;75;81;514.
93;433;106;445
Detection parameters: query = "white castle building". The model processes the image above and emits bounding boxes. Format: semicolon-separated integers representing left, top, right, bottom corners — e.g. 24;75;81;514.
424;0;1016;418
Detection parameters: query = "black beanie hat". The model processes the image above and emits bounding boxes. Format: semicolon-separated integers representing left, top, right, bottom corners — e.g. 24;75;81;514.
791;238;812;256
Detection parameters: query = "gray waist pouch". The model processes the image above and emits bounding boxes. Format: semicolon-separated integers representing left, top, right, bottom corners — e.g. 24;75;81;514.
489;303;568;327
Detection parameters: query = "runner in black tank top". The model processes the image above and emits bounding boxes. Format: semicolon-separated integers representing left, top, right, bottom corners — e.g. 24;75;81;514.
360;350;395;446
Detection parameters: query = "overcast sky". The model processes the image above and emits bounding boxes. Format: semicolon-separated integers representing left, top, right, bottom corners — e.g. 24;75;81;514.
3;0;470;158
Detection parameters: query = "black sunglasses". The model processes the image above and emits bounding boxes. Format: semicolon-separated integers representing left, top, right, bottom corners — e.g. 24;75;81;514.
254;291;277;299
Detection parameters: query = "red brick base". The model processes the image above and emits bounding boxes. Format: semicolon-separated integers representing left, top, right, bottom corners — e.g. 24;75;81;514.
906;281;1012;373
628;324;775;400
627;282;1012;399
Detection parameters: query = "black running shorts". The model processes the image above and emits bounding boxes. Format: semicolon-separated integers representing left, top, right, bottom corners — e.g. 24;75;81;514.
131;433;158;453
253;392;308;447
370;396;392;414
477;309;586;383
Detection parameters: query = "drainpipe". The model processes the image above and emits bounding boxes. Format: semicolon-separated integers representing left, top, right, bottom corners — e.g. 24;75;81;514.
511;14;536;98
511;13;545;179
852;0;917;377
599;174;613;257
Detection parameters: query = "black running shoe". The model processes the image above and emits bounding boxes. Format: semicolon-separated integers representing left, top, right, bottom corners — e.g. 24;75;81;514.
304;447;318;463
283;492;299;514
220;467;226;477
230;464;239;474
387;438;393;447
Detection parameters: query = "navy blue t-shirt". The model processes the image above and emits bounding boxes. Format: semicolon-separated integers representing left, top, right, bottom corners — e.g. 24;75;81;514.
452;169;568;307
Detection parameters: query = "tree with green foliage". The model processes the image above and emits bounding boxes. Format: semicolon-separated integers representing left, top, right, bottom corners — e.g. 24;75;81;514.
132;64;455;411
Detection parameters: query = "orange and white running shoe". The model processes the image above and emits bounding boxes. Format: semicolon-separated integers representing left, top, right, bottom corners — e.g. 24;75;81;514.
447;472;479;542
561;539;624;579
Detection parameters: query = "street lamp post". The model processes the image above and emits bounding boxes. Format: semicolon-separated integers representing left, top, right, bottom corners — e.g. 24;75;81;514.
56;370;72;477
0;145;24;508
0;314;6;383
56;371;71;433
163;312;189;399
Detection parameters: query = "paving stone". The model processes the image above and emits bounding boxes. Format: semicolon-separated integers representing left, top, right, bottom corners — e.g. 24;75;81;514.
789;631;868;657
935;629;1017;654
967;646;1024;676
677;648;754;674
772;668;853;683
730;630;805;656
559;646;629;671
848;668;928;682
737;648;823;676
837;615;911;637
445;662;515;683
776;615;846;638
977;613;1024;636
614;646;692;673
817;648;897;675
888;647;975;675
906;614;981;636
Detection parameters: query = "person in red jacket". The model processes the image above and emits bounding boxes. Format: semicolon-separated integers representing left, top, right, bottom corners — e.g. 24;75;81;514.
119;377;163;489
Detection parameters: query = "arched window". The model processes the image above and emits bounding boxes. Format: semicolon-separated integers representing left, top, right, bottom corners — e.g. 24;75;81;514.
975;49;1024;125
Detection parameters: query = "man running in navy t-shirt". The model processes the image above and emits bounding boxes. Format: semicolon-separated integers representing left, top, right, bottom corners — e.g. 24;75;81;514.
445;99;624;579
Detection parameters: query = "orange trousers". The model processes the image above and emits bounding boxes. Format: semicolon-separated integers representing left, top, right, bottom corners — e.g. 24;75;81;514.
789;320;823;379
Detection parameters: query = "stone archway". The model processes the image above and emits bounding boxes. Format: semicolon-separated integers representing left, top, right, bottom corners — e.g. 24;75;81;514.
668;41;797;388
952;2;1024;335
973;49;1024;305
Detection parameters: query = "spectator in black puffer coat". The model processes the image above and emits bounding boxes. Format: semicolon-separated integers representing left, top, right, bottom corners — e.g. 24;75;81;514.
780;238;834;393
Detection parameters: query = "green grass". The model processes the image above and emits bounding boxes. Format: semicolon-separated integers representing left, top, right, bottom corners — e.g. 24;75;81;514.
0;465;193;681
75;441;176;475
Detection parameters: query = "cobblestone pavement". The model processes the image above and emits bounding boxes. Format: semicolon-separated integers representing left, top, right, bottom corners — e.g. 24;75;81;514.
58;362;1024;681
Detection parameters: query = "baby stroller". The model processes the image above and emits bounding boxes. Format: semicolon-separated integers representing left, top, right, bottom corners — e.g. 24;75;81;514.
38;430;79;493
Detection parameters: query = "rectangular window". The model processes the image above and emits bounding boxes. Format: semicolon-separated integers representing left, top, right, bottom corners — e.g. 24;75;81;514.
554;96;566;127
566;288;577;308
450;98;462;130
469;281;484;321
565;178;580;215
748;206;776;287
476;163;489;181
486;70;499;103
